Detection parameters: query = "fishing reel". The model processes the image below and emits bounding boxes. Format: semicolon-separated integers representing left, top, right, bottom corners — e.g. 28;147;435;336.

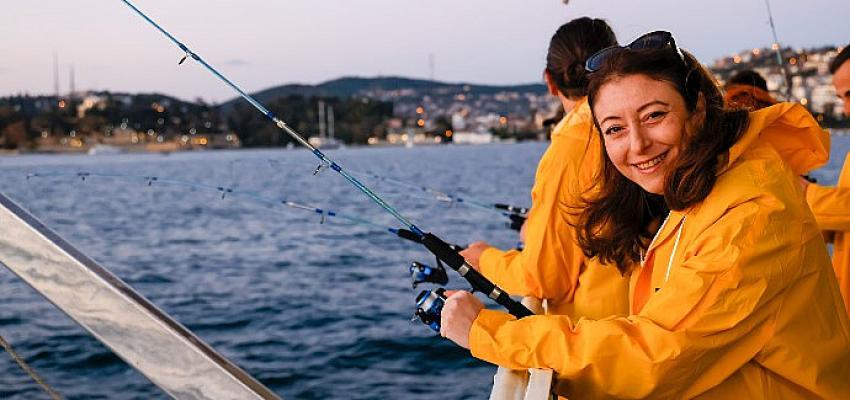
413;288;446;333
409;261;449;288
507;213;526;232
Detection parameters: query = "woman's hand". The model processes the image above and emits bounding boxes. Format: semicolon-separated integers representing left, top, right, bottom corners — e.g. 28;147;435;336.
440;290;484;349
459;241;491;270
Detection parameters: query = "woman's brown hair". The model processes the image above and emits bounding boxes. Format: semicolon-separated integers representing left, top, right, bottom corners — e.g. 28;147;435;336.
577;47;749;273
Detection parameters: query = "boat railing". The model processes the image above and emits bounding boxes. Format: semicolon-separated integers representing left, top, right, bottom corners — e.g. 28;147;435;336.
0;192;280;399
488;297;555;400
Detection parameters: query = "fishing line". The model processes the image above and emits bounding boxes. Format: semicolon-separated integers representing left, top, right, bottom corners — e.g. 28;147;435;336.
119;0;418;235
26;170;470;292
26;171;405;238
117;0;534;319
346;169;529;216
261;158;530;226
244;157;529;217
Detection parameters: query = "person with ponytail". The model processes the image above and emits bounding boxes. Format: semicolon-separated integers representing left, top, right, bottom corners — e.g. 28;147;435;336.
444;31;850;398
459;17;630;321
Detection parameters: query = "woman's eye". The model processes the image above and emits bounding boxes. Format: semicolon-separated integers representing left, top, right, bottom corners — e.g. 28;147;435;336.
604;126;623;135
646;111;667;121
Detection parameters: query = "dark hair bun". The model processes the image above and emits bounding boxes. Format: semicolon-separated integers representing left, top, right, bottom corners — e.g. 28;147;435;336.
546;17;617;99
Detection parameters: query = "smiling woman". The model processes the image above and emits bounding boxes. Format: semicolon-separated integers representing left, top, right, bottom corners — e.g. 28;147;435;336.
440;31;850;399
579;38;748;270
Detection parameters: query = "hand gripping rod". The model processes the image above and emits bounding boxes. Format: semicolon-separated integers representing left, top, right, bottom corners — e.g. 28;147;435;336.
118;0;532;319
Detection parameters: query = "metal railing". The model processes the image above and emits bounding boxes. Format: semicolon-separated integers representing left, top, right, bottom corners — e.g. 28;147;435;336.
0;192;280;399
489;297;555;400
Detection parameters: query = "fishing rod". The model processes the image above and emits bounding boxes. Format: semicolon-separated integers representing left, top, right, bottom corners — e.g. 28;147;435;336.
353;169;530;231
25;170;435;246
763;0;794;101
119;0;533;319
27;170;460;291
261;158;530;228
346;168;530;216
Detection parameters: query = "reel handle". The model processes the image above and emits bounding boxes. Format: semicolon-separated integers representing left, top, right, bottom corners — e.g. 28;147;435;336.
507;213;526;232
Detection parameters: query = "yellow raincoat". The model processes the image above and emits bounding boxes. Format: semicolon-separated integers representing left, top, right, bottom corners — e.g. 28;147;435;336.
478;98;629;320
806;153;850;316
469;103;850;399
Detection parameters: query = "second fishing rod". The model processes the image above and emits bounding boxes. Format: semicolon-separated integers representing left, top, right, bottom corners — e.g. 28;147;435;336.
118;0;533;320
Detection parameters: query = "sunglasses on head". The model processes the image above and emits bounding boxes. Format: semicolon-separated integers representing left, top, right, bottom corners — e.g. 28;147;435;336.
585;31;685;73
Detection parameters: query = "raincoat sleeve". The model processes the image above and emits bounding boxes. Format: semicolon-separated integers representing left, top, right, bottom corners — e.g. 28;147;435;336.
477;153;581;304
470;195;801;398
806;183;850;231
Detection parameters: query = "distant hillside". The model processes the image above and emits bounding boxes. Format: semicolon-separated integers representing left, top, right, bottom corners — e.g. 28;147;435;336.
219;76;547;112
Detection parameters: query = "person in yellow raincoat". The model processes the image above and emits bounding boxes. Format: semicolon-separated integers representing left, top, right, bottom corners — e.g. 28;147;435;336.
441;31;850;399
721;65;850;318
806;46;850;317
459;17;630;321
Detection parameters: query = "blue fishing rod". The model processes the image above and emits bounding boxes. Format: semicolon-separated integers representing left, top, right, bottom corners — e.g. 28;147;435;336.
348;169;529;232
25;170;446;246
347;169;530;215
118;0;533;320
28;170;458;291
262;159;530;230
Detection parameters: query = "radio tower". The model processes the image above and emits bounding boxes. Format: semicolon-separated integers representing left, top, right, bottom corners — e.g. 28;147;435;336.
69;65;76;99
53;53;60;100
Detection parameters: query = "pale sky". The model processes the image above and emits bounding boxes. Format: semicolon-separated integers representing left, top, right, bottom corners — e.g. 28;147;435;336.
1;0;848;103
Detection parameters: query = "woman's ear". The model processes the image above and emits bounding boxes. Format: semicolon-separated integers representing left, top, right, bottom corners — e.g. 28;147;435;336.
543;70;560;97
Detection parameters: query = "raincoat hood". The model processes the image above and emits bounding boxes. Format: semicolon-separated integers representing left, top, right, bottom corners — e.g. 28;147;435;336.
725;102;829;176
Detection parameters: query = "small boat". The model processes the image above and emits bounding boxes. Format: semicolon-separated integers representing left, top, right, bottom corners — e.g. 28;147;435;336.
308;100;343;149
87;144;122;155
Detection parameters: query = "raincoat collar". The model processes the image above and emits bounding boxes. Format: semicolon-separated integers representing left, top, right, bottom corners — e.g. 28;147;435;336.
552;97;590;139
642;210;686;267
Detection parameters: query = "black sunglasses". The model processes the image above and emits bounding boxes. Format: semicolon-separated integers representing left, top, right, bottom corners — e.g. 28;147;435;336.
585;31;684;72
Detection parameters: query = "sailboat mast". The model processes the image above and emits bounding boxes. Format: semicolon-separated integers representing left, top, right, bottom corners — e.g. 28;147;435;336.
318;100;326;139
328;105;334;140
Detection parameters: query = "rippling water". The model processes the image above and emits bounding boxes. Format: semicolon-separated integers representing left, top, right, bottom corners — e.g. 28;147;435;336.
0;143;544;399
1;133;848;400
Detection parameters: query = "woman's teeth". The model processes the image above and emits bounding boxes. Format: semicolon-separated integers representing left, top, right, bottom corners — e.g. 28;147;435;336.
635;152;667;170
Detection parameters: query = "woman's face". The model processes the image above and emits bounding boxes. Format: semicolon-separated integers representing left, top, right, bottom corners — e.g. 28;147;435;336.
593;74;696;194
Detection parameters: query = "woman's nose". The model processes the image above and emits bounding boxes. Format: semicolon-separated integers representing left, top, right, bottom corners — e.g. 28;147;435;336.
628;126;653;155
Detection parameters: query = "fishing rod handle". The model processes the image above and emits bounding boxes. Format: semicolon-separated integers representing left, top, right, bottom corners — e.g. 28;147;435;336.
420;233;534;319
396;228;465;251
494;203;530;215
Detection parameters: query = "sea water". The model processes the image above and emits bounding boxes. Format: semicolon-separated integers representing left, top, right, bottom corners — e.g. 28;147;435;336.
0;142;542;399
0;134;848;399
